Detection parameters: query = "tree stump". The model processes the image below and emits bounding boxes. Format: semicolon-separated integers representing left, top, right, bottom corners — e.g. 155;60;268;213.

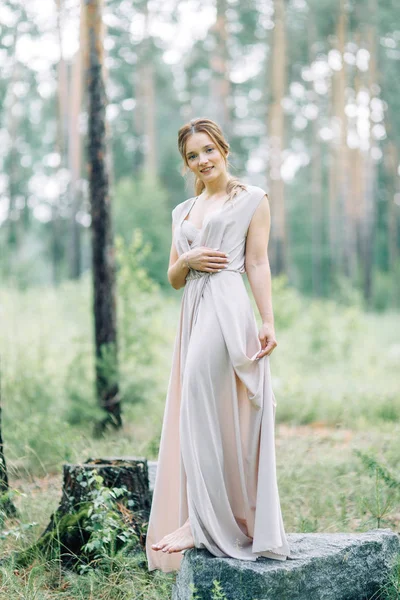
16;458;151;569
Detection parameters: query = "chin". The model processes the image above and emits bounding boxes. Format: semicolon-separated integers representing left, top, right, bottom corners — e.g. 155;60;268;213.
201;170;218;180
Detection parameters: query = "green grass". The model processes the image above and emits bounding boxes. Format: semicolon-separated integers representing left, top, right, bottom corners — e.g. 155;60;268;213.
0;273;399;598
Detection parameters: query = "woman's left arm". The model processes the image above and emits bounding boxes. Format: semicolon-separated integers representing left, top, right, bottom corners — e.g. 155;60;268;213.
244;194;277;359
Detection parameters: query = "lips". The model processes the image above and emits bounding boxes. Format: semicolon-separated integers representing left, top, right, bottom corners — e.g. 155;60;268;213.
201;166;214;174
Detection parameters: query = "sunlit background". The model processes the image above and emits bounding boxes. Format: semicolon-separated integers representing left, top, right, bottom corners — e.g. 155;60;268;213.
1;0;399;302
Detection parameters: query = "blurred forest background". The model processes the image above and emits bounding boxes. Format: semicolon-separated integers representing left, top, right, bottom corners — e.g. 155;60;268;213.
0;0;399;306
0;0;400;598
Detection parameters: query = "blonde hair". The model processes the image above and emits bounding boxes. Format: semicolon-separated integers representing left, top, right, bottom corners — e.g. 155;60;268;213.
177;117;247;202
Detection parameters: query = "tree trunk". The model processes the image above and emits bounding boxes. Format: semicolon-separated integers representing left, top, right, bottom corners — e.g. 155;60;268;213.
4;27;21;278
361;0;378;305
68;0;85;279
267;0;287;276
85;0;121;432
0;357;18;517
387;140;399;281
209;0;231;137
44;458;151;533
52;0;68;287
308;14;323;297
347;33;363;283
134;1;157;177
328;0;349;284
15;459;150;570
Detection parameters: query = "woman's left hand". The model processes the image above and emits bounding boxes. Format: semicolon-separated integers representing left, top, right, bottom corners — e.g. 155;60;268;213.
256;323;277;359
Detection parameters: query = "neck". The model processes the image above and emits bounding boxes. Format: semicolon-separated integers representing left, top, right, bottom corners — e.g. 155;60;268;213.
202;172;231;199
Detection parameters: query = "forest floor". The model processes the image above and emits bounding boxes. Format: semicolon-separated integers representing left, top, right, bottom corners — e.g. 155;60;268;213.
0;280;399;598
0;420;399;600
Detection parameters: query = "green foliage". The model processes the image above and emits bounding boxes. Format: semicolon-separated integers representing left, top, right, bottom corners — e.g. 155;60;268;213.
115;232;170;408
112;174;172;288
371;262;400;312
211;579;229;600
270;275;305;331
354;450;400;529
63;232;168;426
12;469;142;574
189;582;201;600
378;553;400;600
78;471;140;574
64;347;99;426
189;579;229;600
330;272;364;309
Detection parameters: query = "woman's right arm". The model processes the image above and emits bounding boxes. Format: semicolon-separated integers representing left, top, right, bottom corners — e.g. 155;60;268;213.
167;223;190;290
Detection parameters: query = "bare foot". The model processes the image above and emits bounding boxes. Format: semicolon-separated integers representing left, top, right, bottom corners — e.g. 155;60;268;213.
151;519;195;554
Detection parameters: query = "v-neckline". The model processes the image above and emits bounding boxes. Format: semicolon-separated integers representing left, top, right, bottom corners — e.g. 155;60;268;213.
181;193;231;232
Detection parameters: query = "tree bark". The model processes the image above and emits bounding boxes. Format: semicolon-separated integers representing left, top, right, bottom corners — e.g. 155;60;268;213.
67;0;85;279
134;1;157;177
361;0;378;304
85;0;121;431
387;140;399;278
209;0;231;137
15;459;150;570
328;0;350;281
308;16;323;297
267;0;287;276
0;357;18;517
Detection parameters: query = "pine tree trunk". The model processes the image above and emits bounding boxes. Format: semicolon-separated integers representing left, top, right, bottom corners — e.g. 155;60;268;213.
4;28;21;277
362;0;378;304
308;16;323;296
348;33;363;282
134;1;157;176
210;0;231;137
85;0;121;432
267;0;287;276
53;0;68;287
0;357;17;517
68;0;85;279
16;459;150;570
387;140;399;281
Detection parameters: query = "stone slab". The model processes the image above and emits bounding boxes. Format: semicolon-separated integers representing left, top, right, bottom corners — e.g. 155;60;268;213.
172;529;400;600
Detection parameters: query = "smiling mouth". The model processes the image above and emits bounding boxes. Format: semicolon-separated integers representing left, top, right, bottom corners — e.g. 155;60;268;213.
201;166;214;173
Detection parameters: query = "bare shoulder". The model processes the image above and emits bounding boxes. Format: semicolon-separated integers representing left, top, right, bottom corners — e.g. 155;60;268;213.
172;196;196;224
247;184;268;200
248;185;269;217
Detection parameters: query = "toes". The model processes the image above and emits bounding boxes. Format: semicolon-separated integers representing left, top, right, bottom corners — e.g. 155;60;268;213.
152;541;167;550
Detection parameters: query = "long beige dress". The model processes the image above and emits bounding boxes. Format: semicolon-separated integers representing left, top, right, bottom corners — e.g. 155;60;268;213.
145;184;291;573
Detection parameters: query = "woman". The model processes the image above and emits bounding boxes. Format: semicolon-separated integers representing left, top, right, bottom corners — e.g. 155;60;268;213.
145;117;291;573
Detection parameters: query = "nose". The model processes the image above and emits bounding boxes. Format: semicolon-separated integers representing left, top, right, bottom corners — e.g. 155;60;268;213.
199;153;210;165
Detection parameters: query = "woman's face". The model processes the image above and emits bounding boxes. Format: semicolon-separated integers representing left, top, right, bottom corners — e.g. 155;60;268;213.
185;131;227;183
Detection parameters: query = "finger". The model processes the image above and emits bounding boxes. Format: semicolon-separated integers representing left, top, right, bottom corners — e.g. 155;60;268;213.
257;349;272;359
264;342;276;354
208;249;229;257
206;255;230;264
265;343;276;355
204;266;225;273
206;258;229;266
257;342;275;358
205;261;229;270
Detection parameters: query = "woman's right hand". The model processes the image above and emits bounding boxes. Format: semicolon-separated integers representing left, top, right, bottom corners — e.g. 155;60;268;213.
185;247;230;273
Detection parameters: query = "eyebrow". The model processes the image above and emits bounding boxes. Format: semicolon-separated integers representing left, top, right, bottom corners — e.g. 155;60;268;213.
186;144;214;157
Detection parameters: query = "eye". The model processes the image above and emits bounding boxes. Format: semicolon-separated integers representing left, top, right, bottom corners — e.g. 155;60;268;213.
206;148;213;153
